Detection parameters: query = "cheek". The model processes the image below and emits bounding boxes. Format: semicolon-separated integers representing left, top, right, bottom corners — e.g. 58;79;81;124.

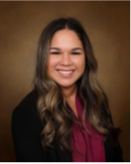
48;56;59;70
75;57;85;72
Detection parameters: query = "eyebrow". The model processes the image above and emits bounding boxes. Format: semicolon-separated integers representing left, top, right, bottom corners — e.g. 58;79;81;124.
50;47;60;50
49;47;83;51
72;47;83;51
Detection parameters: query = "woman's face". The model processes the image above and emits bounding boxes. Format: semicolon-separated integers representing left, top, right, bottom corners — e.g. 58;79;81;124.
47;29;85;89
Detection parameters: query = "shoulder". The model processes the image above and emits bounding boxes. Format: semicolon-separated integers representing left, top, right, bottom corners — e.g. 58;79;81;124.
12;89;43;134
13;89;38;112
11;90;48;162
13;89;38;117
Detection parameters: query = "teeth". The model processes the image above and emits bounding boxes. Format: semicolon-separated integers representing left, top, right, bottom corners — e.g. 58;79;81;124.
58;70;73;74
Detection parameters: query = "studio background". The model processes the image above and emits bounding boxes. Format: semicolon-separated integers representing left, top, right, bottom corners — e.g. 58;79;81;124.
0;1;129;162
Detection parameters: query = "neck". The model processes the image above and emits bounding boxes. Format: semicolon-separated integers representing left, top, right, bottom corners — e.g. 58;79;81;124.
61;84;77;101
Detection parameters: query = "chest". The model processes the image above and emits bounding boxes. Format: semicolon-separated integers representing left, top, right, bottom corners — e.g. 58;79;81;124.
46;137;115;162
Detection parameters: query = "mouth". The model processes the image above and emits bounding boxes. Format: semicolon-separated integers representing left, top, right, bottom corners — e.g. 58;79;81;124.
57;69;75;72
57;69;75;77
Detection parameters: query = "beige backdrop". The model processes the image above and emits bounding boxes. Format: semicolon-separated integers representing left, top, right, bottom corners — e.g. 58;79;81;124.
0;1;129;162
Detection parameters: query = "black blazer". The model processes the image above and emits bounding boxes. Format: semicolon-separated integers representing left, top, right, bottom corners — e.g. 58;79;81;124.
12;90;123;162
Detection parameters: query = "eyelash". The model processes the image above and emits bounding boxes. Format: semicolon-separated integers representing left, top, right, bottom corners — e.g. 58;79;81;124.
50;52;81;55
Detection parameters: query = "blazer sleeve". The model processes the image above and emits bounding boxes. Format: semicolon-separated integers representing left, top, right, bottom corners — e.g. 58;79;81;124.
113;139;123;162
11;90;48;162
105;113;123;162
111;119;123;161
104;134;123;162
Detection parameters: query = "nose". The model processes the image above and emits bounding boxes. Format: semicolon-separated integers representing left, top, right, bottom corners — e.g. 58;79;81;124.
60;53;72;66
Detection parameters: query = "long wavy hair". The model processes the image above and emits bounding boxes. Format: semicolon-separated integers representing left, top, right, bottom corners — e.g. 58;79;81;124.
34;17;120;153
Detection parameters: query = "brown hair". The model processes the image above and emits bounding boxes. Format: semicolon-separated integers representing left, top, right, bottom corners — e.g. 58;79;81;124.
34;17;120;153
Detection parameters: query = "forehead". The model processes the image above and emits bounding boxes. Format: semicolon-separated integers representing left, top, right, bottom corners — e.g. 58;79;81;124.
50;29;83;49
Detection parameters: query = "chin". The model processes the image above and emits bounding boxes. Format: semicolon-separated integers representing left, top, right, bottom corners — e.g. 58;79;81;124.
57;83;75;88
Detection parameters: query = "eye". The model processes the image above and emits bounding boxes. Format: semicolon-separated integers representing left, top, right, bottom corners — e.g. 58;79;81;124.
72;52;81;55
50;52;60;55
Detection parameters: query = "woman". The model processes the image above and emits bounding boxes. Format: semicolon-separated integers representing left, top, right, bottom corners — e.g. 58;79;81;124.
12;17;123;162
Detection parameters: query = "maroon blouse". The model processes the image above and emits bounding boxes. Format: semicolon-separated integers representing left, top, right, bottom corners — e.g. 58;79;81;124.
67;92;106;162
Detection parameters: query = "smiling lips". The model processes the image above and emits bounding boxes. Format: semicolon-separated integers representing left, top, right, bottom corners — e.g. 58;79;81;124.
57;70;75;77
